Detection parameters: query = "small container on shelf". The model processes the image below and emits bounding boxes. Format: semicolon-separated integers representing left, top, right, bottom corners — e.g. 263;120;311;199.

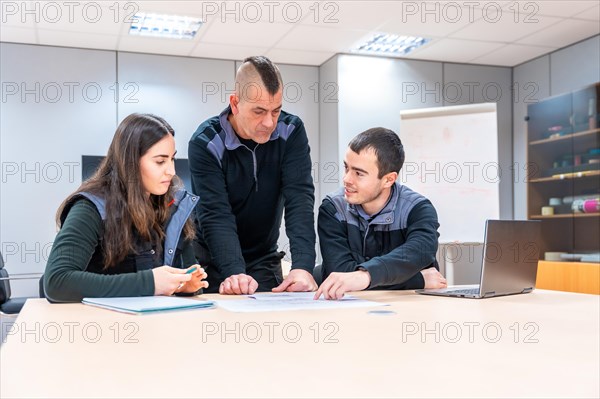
549;197;562;206
571;198;600;213
589;98;597;129
541;206;554;215
546;125;572;139
544;252;567;261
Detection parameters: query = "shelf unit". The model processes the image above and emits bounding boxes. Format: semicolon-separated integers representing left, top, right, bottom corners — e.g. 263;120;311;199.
527;82;600;259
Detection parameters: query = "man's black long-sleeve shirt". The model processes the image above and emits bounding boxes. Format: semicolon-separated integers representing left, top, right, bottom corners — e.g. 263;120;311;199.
318;183;440;289
188;106;316;278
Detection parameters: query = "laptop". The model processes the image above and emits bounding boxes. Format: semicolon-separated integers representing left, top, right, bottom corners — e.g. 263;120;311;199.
416;220;541;299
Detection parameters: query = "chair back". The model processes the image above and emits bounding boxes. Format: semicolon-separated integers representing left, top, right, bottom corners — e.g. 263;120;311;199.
0;252;11;304
39;274;46;299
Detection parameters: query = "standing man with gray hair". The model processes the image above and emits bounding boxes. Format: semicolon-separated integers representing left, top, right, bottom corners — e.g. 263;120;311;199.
189;56;317;295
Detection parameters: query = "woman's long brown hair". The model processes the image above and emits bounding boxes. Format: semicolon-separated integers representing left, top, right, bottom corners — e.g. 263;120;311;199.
56;113;196;269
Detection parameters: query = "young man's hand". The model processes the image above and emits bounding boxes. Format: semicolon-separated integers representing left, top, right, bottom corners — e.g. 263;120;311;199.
421;268;447;289
314;270;371;300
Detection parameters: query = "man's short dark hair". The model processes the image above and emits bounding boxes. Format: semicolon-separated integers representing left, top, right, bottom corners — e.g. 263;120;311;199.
242;56;282;95
349;127;405;178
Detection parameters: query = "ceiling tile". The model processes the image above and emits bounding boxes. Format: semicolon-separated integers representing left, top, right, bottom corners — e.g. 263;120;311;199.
275;25;370;52
189;42;268;61
477;1;513;7
38;29;118;50
213;1;315;24
378;0;516;38
129;1;314;24
449;11;562;42
199;20;293;47
573;4;600;21
300;1;392;31
511;0;600;18
517;18;600;47
407;38;506;63
36;11;124;35
127;1;206;17
118;35;198;56
1;1;36;28
265;48;333;66
380;6;473;38
470;43;555;66
0;26;37;44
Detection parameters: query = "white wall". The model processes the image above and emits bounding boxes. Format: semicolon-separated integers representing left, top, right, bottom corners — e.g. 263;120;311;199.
117;52;234;154
1;43;117;296
337;54;444;138
550;36;600;95
317;56;339;203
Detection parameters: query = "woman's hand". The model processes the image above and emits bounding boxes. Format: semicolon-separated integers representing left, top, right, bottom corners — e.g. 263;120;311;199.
152;265;205;296
176;265;209;294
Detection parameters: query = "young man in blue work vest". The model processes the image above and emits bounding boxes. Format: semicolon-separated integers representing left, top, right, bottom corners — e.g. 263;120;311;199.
315;127;447;300
189;56;317;295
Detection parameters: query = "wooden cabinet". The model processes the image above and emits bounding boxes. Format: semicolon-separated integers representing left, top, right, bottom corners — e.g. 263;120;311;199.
527;82;600;259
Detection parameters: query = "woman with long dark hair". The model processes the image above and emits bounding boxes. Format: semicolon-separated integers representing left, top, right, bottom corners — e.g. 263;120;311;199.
44;113;208;302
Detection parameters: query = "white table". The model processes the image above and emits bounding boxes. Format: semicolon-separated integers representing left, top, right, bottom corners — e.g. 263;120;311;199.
1;290;598;398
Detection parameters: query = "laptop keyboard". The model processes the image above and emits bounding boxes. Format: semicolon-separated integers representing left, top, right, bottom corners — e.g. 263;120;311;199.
447;288;480;295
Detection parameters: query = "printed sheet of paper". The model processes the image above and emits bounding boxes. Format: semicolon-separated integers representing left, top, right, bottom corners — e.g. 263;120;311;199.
216;292;388;313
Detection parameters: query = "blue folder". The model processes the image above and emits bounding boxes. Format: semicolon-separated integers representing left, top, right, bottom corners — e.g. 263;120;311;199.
82;296;215;314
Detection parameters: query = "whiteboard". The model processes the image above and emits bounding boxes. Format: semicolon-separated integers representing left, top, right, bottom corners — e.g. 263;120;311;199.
399;103;500;243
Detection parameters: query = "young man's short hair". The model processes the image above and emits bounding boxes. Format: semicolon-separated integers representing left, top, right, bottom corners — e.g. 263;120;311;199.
348;127;405;178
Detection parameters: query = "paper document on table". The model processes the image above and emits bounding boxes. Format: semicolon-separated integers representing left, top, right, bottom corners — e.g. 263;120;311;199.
216;292;387;312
